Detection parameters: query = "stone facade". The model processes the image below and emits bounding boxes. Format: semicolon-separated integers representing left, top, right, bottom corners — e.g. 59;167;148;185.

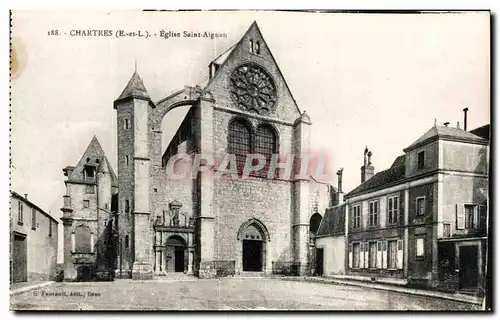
10;191;59;283
112;22;338;279
60;136;119;281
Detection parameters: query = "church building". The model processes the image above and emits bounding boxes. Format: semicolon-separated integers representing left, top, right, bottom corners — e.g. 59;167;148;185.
62;21;340;280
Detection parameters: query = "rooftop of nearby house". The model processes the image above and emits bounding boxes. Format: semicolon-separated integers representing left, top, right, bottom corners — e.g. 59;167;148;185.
11;191;59;223
404;125;488;152
346;123;489;198
316;203;346;237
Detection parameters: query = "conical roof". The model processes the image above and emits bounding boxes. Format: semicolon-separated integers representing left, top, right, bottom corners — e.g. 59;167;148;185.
114;70;151;104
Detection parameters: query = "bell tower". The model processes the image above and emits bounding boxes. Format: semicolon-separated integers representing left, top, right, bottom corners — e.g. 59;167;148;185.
114;69;154;279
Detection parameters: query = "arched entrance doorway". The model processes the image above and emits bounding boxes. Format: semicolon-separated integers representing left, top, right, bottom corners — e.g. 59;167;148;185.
237;219;270;272
165;235;187;273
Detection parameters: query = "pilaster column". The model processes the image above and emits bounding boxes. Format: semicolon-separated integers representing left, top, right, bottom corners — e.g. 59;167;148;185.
292;111;312;275
132;97;153;280
195;96;216;278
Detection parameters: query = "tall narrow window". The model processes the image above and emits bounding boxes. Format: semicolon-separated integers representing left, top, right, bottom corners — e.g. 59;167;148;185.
353;243;360;268
125;155;130;166
18;200;23;225
124;118;130;130
125;235;129;248
369;242;377;268
443;223;451;237
416;197;426;216
125;200;130;214
352;205;361;229
369;200;379;227
31;208;36;230
228;119;251;174
417;151;425;170
388;196;399;224
464;204;477;229
49;220;52;237
249;39;254;53
255;124;277;177
416;237;425;258
388;240;397;269
256;41;261;54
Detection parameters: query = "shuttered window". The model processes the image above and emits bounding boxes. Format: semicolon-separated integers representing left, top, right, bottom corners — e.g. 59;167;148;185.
397;239;404;269
388;240;397;269
369;242;377;268
353;243;361;268
348;243;353;268
457;204;479;230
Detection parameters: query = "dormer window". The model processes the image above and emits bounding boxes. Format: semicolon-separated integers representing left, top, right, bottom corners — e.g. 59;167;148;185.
417;151;425;170
250;39;254;53
83;165;95;180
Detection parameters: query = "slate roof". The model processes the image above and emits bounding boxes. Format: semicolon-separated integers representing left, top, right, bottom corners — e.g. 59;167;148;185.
114;70;151;104
346;155;406;197
211;44;237;66
404;125;487;151
469;124;490;141
66;136;118;187
316;203;346;237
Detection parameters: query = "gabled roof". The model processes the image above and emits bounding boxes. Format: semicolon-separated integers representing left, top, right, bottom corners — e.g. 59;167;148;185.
404;125;487;151
210;44;237;66
65;136;118;187
204;21;302;116
346;155;406;197
114;70;151;108
316;203;346;237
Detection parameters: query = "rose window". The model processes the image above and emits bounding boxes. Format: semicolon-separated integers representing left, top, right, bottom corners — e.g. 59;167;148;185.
229;63;277;114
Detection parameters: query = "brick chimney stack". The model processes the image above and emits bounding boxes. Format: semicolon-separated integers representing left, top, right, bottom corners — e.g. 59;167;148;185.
336;168;344;205
361;146;375;183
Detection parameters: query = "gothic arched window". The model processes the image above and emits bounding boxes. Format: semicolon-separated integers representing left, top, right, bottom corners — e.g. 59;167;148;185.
228;119;252;174
255;124;277;177
74;225;92;253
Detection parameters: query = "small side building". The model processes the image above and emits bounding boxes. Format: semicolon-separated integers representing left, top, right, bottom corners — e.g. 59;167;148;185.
10;191;59;283
315;203;347;276
313;169;346;276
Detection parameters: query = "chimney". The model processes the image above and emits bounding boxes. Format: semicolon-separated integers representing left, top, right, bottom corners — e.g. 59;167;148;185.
361;147;375;183
443;122;450;127
463;107;469;131
24;193;28;200
336;168;344;193
457;122;460;129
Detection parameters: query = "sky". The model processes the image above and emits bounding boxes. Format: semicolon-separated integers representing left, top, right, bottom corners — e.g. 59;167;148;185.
10;10;490;261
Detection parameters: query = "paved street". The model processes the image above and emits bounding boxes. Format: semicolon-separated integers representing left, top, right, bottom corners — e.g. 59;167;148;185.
10;278;481;311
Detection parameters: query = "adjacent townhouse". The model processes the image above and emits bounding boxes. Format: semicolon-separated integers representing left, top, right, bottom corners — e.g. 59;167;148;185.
343;119;489;293
10;191;59;284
